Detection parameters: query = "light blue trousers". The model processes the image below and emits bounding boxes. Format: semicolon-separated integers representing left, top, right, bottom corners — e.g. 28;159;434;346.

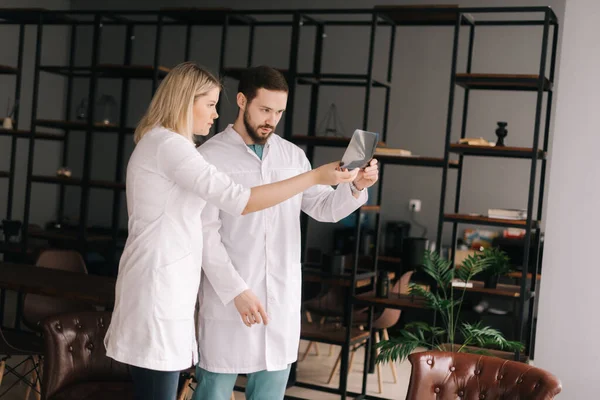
192;364;291;400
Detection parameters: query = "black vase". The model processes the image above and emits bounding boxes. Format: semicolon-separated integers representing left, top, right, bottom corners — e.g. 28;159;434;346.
376;270;390;298
495;121;508;146
484;274;499;289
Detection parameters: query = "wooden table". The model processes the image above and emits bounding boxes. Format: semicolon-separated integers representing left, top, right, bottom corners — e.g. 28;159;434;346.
302;267;394;288
0;261;116;307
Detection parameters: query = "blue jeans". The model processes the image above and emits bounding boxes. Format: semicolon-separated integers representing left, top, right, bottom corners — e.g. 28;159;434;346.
130;365;180;400
193;364;291;400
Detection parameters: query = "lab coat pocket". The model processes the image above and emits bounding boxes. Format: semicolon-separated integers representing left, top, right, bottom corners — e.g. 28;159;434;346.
154;253;201;320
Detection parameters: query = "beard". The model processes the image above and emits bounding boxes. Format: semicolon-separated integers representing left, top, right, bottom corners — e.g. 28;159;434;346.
243;108;275;145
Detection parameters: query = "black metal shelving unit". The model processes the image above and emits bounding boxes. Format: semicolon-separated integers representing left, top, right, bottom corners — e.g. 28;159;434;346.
0;5;560;398
0;16;27;256
1;10;173;274
435;6;559;363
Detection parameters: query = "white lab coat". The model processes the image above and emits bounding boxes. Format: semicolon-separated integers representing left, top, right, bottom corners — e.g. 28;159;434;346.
197;125;367;373
104;126;250;371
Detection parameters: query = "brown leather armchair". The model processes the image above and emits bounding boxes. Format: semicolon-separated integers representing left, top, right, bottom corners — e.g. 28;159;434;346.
41;311;133;400
406;351;561;399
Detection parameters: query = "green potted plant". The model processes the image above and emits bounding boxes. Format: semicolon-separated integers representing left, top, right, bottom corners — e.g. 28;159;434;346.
376;249;523;365
481;247;512;289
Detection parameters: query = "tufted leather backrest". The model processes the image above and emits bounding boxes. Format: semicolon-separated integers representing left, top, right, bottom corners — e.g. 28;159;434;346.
406;351;561;400
41;311;131;400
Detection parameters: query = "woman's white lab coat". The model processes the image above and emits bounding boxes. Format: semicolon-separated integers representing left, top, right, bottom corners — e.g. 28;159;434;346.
104;126;250;371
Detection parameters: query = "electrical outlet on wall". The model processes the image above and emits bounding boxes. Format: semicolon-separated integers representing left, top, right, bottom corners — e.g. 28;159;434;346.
409;199;422;213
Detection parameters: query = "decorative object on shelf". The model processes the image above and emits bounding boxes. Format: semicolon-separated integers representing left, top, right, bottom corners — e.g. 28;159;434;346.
374;147;412;157
96;94;118;125
376;269;390;298
376;250;523;365
75;98;88;120
2;96;17;130
316;103;346;137
458;137;493;146
1;219;22;243
2;117;12;130
495;121;508;146
487;208;527;220
481;247;513;289
56;167;72;178
323;253;348;275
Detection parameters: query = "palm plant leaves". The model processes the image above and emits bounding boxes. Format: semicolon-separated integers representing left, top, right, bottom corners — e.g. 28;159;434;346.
375;322;444;364
459;322;524;352
376;249;524;365
455;252;491;283
421;250;453;291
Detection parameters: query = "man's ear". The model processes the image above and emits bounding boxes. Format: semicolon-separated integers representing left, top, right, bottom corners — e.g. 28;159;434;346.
237;92;247;110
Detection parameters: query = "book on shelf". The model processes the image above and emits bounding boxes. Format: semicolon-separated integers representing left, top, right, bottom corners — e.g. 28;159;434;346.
374;147;412;157
451;279;474;288
487;208;527;220
458;137;495;146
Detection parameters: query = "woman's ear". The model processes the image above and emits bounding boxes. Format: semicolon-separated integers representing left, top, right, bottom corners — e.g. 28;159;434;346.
237;92;246;110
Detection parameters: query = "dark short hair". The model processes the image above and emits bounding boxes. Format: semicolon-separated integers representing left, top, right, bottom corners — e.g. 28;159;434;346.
238;66;289;103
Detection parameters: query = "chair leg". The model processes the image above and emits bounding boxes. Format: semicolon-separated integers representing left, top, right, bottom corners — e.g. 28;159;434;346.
178;377;193;400
305;311;313;323
326;350;341;384
33;356;41;400
375;331;383;394
23;357;34;400
300;342;315;362
382;329;397;384
327;345;358;384
0;359;5;387
347;345;357;375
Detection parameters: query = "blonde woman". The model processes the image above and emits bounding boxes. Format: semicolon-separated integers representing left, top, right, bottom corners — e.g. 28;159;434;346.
103;62;357;399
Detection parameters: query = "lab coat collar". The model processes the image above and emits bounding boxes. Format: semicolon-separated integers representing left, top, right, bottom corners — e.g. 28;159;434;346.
224;124;273;161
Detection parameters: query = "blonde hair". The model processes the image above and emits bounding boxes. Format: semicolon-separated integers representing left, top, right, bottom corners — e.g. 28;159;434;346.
134;62;221;143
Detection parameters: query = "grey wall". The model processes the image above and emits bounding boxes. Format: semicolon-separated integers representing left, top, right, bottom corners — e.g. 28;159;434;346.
63;0;565;255
0;0;71;231
535;0;600;396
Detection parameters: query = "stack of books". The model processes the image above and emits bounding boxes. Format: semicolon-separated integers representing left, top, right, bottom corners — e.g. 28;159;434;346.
487;208;527;220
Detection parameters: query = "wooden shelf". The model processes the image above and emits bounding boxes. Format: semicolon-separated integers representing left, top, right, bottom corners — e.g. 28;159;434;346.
289;135;387;148
460;281;525;298
355;293;428;310
0;64;18;75
30;175;125;190
374;5;462;26
449;143;545;159
0;242;37;255
301;324;369;346
378;255;401;264
222;67;288;81
360;205;381;213
39;64;171;79
160;7;253;25
35;119;134;134
0;171;9;178
455;73;552;91
507;271;542;281
296;73;390;88
0;8;74;24
27;228;113;244
377;154;460;169
0;128;64;141
444;213;539;229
